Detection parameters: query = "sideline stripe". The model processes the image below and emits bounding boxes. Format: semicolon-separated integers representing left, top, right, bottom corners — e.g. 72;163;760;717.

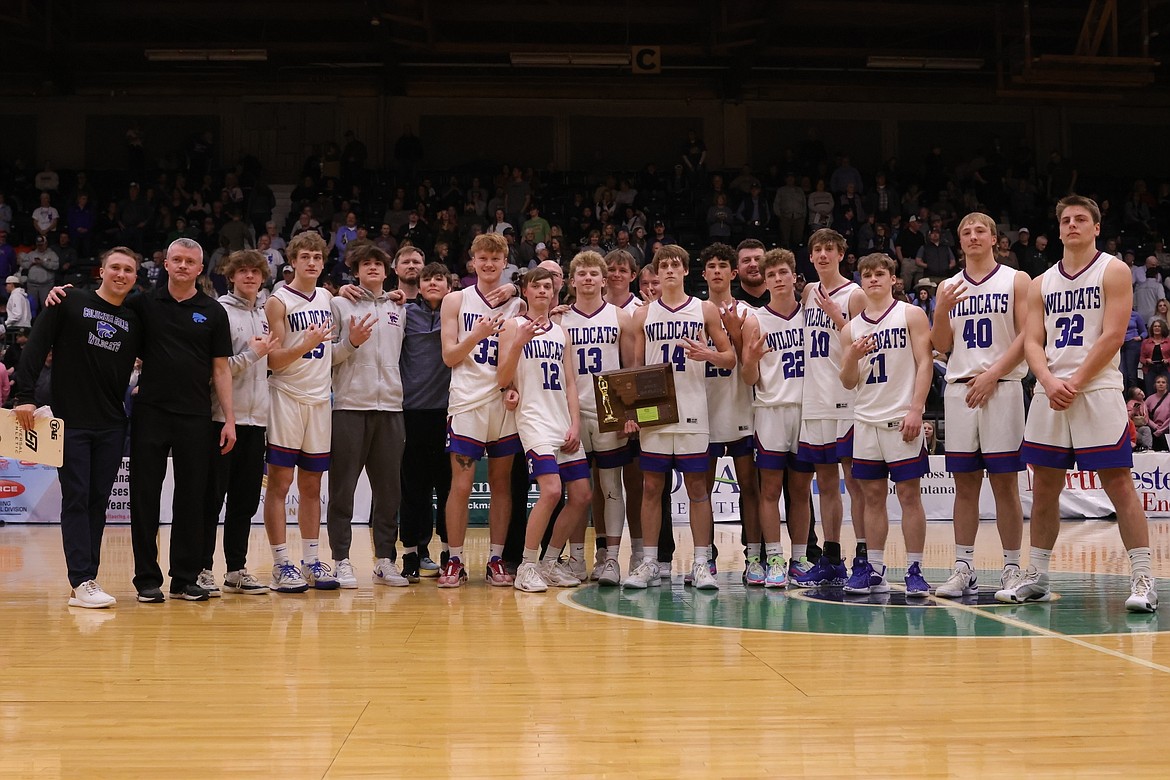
906;585;1170;675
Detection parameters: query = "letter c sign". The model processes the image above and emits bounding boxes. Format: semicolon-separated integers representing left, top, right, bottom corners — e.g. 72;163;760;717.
632;46;661;74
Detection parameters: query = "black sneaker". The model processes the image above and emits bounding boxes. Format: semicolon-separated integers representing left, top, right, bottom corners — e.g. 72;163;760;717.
169;584;210;601
401;552;421;583
136;587;165;603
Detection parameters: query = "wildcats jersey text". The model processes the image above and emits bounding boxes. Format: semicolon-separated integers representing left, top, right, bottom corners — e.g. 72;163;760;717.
803;281;859;419
562;302;622;419
644;297;708;435
753;304;805;407
851;301;917;425
941;264;1025;382
448;286;524;416
513;317;572;449
269;285;334;403
1038;252;1122;393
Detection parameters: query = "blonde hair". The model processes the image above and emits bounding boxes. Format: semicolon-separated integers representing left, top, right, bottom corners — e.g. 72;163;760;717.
570;250;607;277
471;232;508;256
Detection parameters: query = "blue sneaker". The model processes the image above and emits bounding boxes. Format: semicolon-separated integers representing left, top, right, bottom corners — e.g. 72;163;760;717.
793;556;848;588
843;559;889;594
904;562;930;597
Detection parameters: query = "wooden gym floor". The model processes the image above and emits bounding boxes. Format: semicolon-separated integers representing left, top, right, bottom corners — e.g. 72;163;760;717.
2;519;1169;779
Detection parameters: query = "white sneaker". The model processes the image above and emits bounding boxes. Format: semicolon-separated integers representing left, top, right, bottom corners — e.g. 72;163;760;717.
302;559;340;590
1126;574;1159;613
335;559;359;589
196;569;222;598
622;560;661;589
597;558;622;586
994;566;1051;603
270;563;309;593
567;556;588;582
68;579;116;609
222;569;268;595
539;559;581;588
1000;564;1021;589
936;563;979;598
691;561;719;590
591;547;607;581
513;562;548;593
374;558;410;587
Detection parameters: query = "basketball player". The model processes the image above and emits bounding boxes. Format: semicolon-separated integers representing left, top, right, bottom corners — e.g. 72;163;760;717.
622;245;736;590
791;229;869;588
739;248;812;587
699;243;761;583
440;232;525;588
839;253;933;597
264;232;366;593
999;195;1156;612
562;251;636;584
931;212;1029;597
498;267;592;592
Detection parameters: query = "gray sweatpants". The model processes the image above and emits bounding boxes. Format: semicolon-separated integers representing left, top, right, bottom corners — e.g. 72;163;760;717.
326;409;405;561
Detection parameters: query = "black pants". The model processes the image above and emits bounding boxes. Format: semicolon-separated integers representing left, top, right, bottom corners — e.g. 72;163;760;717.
130;406;213;592
400;409;451;556
60;426;125;588
504;454;532;567
202;423;266;572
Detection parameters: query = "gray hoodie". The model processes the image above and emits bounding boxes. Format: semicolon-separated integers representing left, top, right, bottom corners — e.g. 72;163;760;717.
213;291;269;426
331;287;406;411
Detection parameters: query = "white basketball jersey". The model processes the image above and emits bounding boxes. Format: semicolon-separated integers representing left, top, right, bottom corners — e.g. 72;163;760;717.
706;300;754;442
851;301;918;425
753;303;805;407
1040;252;1122;393
942;264;1026;382
448;286;524;416
616;293;642;314
643;297;708;435
513;317;571;448
803;280;859;419
269;285;334;403
562;301;623;420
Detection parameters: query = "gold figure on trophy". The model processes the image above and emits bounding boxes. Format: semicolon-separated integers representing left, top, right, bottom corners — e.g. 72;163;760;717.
597;375;619;424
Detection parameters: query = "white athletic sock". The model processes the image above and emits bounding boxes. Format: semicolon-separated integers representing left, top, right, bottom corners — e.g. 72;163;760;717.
271;543;289;566
1029;546;1052;574
546;544;565;563
301;539;319;564
643;545;657;564
1003;549;1021;567
764;542;783;559
522;547;540;564
403;545;418;556
1128;547;1153;579
694;545;712;564
442;542;450;553
490;543;504;560
908;552;923;565
792;543;807;561
869;549;885;567
955;544;975;568
631;538;644;560
746;543;762;560
606;544;620;561
570;543;585;562
449;545;465;563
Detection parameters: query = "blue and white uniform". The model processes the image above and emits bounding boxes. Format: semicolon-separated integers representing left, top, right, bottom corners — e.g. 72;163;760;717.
268;285;334;471
513;317;589;481
1022;253;1130;470
639;296;709;473
798;280;860;463
751;303;806;472
940;263;1026;473
848;301;929;482
562;302;630;468
446;285;524;459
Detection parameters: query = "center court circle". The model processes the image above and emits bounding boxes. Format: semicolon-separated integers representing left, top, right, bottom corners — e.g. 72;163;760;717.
566;570;1165;637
